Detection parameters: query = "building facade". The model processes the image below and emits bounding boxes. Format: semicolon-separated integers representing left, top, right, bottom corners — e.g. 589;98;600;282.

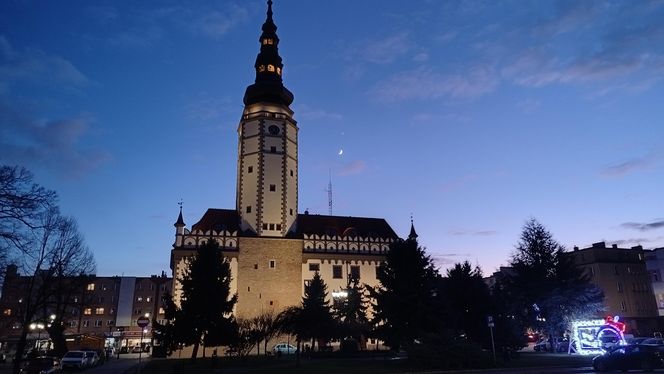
644;247;664;316
0;265;171;351
170;1;401;319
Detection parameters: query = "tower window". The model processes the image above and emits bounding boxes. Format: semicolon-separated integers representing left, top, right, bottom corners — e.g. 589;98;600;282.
254;264;258;270
246;206;252;213
309;263;320;272
270;146;276;153
269;260;276;268
262;223;268;230
267;64;275;72
270;184;276;191
258;65;266;72
276;224;281;230
290;209;293;216
248;166;253;173
290;170;293;177
269;223;275;230
276;67;281;75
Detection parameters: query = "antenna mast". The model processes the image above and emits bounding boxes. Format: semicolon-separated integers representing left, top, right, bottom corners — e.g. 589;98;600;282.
327;169;333;215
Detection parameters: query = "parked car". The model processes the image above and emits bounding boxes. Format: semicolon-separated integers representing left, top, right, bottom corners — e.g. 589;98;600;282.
534;337;568;352
131;346;143;353
20;356;61;374
60;351;87;369
593;344;664;372
272;343;297;355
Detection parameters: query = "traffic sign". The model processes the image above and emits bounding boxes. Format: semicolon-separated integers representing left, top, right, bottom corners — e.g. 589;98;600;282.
137;316;150;328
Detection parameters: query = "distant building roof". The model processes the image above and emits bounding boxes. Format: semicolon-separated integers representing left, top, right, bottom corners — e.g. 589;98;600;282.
191;209;240;233
295;213;398;239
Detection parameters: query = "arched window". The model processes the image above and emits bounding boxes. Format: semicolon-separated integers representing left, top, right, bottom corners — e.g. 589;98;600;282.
258;65;266;72
267;64;275;72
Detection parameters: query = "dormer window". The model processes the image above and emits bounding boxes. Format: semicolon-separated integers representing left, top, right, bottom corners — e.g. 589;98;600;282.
258;65;266;72
267;64;275;72
276;67;282;75
262;38;274;45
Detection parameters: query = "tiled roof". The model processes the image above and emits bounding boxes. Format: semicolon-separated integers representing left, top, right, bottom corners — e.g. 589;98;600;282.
191;209;240;233
295;213;398;239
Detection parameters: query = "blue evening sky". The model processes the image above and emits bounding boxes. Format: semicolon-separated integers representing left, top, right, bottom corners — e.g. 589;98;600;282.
1;1;663;277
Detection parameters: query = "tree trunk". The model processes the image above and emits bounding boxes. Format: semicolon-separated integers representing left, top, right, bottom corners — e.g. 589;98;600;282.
191;340;200;360
12;328;29;374
296;339;301;367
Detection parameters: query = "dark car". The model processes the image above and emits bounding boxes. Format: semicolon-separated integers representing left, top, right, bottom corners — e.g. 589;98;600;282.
19;356;61;374
593;344;664;372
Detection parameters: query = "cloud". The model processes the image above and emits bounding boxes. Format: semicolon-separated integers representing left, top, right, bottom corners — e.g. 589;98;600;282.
296;105;343;121
0;35;90;91
353;32;412;64
431;253;472;267
371;66;499;102
449;230;498;237
338;160;367;176
620;220;664;232
185;95;234;121
601;155;655;177
0;98;110;178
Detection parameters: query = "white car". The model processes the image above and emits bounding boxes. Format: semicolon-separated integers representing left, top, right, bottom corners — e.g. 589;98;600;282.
61;350;87;369
83;350;99;367
272;343;297;355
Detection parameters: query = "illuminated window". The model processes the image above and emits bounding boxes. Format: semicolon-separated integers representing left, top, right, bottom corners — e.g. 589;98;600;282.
137;296;143;302
276;67;281;75
95;308;104;315
309;263;319;272
267;64;275;72
84;308;92;315
262;38;274;45
159;307;165;315
102;284;107;291
87;283;95;291
2;309;10;316
146;297;151;303
258;65;266;72
332;265;342;279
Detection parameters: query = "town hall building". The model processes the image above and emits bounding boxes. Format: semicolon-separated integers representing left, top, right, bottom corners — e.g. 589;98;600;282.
169;1;409;318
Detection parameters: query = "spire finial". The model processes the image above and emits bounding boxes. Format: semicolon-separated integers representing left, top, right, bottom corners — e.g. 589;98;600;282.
267;0;273;19
174;200;185;227
408;214;418;240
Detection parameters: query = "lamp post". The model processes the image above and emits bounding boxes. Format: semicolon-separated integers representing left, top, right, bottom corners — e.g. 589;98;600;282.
29;322;45;353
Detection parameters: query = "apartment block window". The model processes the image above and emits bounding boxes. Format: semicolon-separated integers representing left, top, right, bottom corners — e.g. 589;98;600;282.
101;284;107;291
73;296;79;304
159;307;165;315
97;296;104;303
332;265;342;279
350;266;361;280
248;166;253;173
107;320;115;326
137;296;143;302
246;206;252;213
68;321;76;328
2;309;11;316
82;320;89;327
83;308;92;315
94;320;102;327
87;283;95;291
290;170;293;177
109;308;115;315
95;308;104;315
269;260;276;269
617;282;624;293
620;301;626;311
146;297;151;303
309;263;320;272
276;224;282;230
269;184;276;192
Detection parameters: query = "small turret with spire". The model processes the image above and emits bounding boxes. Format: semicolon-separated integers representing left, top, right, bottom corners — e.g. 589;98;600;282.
174;202;186;244
408;215;418;241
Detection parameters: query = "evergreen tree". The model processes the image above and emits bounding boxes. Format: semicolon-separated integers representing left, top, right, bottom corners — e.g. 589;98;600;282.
153;291;182;356
178;239;238;359
300;271;335;351
333;278;370;349
368;238;440;352
506;219;603;341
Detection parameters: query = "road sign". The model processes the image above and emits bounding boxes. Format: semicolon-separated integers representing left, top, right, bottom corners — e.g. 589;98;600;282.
137;316;150;328
487;315;494;327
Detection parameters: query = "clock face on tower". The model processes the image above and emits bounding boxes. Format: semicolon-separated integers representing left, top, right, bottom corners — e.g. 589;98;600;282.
268;125;280;135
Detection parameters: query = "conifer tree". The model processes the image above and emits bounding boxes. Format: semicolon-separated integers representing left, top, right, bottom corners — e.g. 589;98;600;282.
178;239;238;359
300;271;335;351
333;278;370;348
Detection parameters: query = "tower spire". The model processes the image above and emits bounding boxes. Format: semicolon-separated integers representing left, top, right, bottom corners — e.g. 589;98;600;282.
408;214;418;240
243;0;294;106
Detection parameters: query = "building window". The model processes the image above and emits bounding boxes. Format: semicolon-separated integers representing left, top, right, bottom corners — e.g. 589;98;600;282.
246;206;252;213
270;300;274;306
621;301;626;311
84;308;92;315
101;284;107;291
617;282;623;293
269;260;276;268
269;223;275;230
107;320;115;326
290;170;293;177
614;266;620;275
94;320;102;327
276;224;281;230
87;283;95;291
134;309;142;315
262;223;268;230
332;265;342;279
159;307;165;315
269;184;276;192
270;146;276;153
254;264;258;270
150;284;155;291
73;296;79;304
82;320;89;327
95;308;104;315
68;321;76;327
248;166;253;173
350;266;360;280
309;263;320;272
146;297;151;303
109;308;115;315
2;309;10;316
376;266;382;278
136;283;142;290
137;297;143;302
290;209;293;216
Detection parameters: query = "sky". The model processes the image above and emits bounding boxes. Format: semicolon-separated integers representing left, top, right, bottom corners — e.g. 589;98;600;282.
1;0;663;277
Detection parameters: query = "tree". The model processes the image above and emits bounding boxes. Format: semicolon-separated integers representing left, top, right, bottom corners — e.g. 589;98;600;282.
440;261;491;346
300;271;336;351
178;239;237;359
153;291;182;356
255;309;280;356
506;219;603;344
368;238;441;352
333;277;370;350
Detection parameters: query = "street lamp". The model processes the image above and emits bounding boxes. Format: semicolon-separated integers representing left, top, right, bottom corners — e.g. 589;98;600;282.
29;322;45;352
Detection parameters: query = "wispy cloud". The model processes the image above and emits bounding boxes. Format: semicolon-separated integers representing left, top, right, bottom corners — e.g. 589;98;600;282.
349;32;413;65
371;66;499;102
449;230;498;237
620;220;664;232
296;105;343;121
431;253;471;267
185;95;235;121
601;155;656;177
338;160;367;176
